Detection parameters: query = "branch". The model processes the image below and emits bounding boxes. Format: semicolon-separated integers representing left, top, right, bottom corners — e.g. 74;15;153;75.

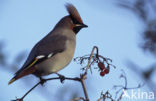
113;70;144;100
12;76;81;101
79;46;99;101
85;46;99;74
72;97;85;101
97;91;115;101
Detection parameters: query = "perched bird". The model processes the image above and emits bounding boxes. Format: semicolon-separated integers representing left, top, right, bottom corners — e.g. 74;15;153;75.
8;3;88;84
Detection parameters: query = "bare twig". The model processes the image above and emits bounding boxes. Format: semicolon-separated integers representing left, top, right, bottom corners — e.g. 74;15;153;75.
114;70;144;100
79;46;99;101
12;76;81;101
85;46;98;74
80;75;89;101
97;91;115;101
71;97;85;101
21;82;40;100
73;46;116;101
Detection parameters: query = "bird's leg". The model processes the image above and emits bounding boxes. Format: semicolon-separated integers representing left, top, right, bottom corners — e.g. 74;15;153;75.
39;77;46;86
55;73;65;83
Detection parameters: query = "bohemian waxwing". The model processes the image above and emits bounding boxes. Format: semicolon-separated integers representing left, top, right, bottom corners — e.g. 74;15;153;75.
9;3;88;84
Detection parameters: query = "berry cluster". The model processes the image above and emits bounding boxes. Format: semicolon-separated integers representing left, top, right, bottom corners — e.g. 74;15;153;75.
98;62;110;77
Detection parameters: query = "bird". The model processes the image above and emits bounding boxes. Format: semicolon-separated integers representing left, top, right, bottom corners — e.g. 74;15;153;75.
8;3;88;84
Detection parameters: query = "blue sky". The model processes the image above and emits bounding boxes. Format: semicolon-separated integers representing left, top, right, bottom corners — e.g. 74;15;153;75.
0;0;155;101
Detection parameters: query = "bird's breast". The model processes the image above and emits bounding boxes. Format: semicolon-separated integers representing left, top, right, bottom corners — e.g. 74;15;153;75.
36;38;76;76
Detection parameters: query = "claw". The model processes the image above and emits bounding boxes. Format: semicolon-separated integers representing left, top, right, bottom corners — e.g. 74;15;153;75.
55;73;65;83
39;77;46;86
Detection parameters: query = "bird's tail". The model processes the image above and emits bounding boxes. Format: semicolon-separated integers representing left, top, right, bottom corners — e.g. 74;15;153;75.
8;66;36;85
8;77;17;85
8;74;23;85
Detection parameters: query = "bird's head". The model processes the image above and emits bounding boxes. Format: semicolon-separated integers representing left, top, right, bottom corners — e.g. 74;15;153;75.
55;3;88;34
65;3;88;34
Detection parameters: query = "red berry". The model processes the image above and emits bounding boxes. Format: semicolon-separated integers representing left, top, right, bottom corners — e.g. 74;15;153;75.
104;68;109;74
98;62;105;70
100;71;105;77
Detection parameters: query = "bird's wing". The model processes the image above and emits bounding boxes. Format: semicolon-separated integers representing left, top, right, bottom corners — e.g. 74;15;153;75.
15;34;67;75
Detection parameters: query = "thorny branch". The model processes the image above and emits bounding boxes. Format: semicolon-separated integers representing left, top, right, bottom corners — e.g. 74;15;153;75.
12;46;114;101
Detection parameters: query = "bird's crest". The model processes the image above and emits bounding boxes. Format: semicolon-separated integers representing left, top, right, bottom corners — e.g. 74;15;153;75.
65;3;83;24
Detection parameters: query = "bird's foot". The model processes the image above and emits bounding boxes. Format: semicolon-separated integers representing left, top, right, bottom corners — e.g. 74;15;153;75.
55;73;65;83
39;77;46;86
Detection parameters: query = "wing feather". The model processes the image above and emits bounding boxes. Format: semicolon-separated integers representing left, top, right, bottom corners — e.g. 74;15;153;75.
15;34;67;75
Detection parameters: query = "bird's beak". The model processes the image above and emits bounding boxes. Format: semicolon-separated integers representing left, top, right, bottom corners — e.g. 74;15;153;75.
75;23;88;28
81;23;88;28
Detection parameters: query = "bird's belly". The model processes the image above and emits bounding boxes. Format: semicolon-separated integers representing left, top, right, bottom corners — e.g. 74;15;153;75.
36;42;75;76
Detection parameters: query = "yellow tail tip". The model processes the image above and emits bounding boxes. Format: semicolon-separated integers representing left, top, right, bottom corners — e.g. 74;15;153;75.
8;78;15;85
